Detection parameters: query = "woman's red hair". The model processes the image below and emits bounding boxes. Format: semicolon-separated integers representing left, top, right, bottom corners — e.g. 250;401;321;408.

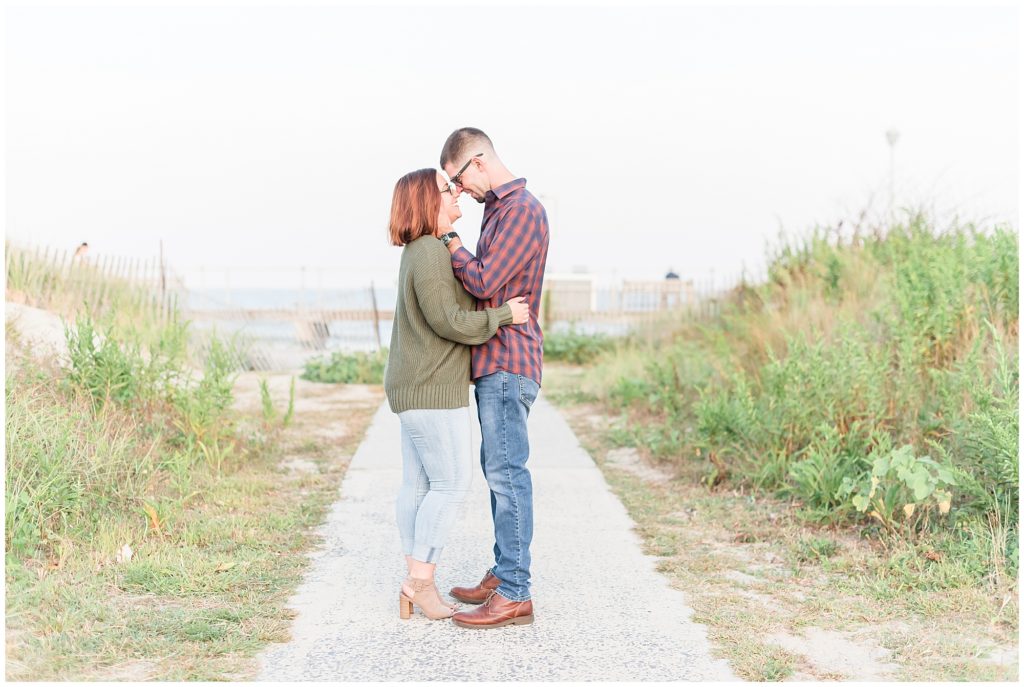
388;168;441;246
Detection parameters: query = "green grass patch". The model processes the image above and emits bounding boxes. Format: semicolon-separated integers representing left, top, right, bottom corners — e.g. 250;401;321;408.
543;328;619;364
794;536;839;563
301;348;388;384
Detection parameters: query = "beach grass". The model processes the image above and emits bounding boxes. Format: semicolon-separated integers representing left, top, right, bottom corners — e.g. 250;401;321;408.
5;246;384;679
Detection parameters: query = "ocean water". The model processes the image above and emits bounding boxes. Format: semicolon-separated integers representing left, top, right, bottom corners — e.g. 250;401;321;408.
185;288;395;370
185;287;399;312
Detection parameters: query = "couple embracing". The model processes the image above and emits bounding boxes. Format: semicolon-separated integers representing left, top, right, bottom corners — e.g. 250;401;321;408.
383;128;549;629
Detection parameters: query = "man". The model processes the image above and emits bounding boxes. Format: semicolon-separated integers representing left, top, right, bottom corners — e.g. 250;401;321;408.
437;128;549;629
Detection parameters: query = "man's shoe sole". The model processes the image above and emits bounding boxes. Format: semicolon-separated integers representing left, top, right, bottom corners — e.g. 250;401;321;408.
452;614;534;629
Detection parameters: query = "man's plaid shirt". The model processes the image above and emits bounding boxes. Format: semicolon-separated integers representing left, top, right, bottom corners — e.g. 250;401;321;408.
451;178;549;385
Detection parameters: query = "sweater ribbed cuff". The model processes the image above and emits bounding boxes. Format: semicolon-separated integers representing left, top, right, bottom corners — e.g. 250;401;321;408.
386;384;470;414
493;303;514;327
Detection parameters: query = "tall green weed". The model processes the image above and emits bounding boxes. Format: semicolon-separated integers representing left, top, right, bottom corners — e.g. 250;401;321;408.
577;215;1017;571
6;277;245;558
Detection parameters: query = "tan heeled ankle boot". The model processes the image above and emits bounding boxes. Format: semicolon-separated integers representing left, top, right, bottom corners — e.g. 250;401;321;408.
434;582;457;611
399;577;455;620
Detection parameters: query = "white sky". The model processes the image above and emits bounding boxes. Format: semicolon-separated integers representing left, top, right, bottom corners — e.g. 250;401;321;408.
5;1;1020;289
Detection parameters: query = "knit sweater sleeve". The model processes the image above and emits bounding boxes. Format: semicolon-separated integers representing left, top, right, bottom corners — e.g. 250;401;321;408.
411;240;514;346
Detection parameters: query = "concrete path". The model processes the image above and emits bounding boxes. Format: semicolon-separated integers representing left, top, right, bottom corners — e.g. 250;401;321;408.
257;393;737;681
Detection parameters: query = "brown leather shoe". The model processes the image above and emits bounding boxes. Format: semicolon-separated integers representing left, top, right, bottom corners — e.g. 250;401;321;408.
451;590;534;629
449;570;500;605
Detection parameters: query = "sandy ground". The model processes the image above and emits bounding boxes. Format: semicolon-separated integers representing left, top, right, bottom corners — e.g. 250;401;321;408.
5;301;70;364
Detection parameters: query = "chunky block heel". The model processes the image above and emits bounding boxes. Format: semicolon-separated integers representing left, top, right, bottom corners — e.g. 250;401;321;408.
399;594;413;619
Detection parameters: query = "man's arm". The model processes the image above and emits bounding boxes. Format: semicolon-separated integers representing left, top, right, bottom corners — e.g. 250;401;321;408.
413;242;514;345
446;204;544;299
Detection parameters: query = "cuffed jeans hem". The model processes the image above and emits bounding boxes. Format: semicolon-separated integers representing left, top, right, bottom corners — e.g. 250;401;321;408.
411;544;443;564
495;585;531;602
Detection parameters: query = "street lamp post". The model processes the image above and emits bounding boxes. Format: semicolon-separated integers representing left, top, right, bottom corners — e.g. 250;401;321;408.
886;128;900;217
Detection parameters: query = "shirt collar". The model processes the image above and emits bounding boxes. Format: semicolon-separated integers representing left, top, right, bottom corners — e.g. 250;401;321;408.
485;177;527;203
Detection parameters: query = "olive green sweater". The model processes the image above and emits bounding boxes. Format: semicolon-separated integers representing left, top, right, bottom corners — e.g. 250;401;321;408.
384;236;513;413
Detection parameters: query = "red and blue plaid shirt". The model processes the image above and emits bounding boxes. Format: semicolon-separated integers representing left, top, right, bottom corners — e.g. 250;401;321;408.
451;178;549;385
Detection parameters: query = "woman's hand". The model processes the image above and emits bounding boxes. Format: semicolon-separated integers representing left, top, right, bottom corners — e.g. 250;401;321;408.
505;296;530;324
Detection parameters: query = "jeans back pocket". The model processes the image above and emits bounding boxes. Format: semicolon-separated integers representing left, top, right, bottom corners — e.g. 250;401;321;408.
517;374;540;410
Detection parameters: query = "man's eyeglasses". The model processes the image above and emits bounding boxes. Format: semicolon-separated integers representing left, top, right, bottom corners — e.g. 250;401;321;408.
450;152;483;187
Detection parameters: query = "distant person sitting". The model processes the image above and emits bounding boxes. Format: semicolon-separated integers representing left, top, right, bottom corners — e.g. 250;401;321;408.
73;242;89;260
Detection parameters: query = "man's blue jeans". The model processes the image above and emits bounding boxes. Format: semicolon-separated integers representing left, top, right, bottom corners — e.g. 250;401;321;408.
473;371;540;602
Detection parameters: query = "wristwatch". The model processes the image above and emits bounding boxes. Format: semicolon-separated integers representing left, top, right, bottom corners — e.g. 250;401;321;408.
440;231;459;247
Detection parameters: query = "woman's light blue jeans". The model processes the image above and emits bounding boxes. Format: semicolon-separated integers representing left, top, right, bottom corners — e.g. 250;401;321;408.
396;407;473;564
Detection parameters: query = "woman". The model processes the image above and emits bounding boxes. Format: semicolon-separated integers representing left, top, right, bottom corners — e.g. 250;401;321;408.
384;168;529;621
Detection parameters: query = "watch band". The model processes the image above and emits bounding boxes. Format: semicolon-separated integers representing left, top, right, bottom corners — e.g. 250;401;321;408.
440;231;459;247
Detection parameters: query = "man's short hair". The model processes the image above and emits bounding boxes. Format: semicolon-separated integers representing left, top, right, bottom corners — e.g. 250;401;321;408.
440;127;494;169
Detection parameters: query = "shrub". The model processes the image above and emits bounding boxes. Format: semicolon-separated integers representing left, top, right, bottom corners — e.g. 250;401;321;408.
302;348;388;384
63;310;239;468
543;329;618;364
